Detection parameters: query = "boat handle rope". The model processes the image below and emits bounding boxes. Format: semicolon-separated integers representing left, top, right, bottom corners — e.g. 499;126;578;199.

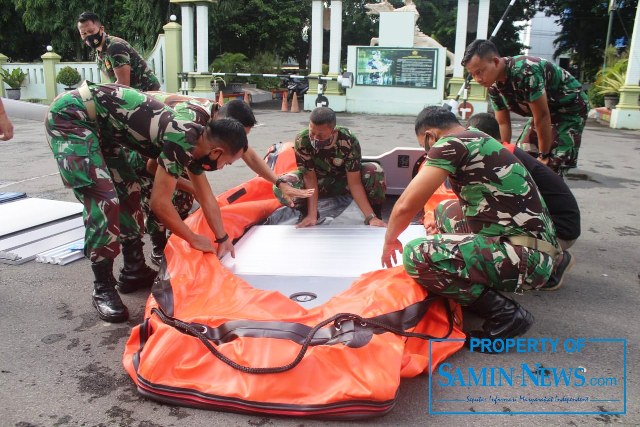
150;298;455;375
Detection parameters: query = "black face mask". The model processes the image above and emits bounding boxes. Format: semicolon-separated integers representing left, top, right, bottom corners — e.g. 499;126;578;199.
84;31;104;49
193;150;221;172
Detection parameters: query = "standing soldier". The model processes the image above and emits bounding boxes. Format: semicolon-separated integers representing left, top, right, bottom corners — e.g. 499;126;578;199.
381;106;560;347
46;82;248;323
274;107;386;228
77;11;160;91
462;39;589;175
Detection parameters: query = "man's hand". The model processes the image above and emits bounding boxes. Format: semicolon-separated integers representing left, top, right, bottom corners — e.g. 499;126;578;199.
381;238;404;268
368;217;386;227
188;234;216;253
424;219;437;235
279;183;314;208
296;214;319;228
216;239;235;259
0;110;13;141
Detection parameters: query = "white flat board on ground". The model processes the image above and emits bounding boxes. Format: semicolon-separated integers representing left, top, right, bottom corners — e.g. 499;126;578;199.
0;198;83;238
221;224;426;308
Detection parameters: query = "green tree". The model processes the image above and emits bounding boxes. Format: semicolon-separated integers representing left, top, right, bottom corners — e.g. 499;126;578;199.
536;0;638;81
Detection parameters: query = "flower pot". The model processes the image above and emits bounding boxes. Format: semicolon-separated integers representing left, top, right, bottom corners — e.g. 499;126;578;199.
604;95;619;110
6;88;21;100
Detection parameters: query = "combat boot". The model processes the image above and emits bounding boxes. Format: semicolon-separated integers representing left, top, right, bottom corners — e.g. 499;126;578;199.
149;231;167;267
466;288;534;346
116;239;158;294
91;259;129;323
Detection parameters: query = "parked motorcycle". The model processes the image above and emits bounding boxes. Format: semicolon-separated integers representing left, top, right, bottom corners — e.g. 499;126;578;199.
281;76;309;103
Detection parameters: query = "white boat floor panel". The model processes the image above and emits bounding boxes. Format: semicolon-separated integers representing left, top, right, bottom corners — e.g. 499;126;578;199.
0;198;83;237
221;225;427;308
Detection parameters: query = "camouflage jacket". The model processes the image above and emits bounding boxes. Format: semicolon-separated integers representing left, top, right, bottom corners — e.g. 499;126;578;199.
489;56;589;119
88;83;206;178
425;129;557;245
294;125;362;180
97;35;160;92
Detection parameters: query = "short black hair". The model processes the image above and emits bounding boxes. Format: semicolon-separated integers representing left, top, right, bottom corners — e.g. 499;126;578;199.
218;99;257;128
78;11;101;25
467;113;500;140
205;118;248;153
309;107;336;127
461;39;500;66
414;106;460;134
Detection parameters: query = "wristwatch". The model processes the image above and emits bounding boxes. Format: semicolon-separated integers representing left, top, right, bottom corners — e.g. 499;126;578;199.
275;176;288;188
538;152;554;160
364;213;377;225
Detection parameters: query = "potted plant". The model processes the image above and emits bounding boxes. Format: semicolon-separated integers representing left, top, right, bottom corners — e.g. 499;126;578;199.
0;68;27;100
210;73;226;95
56;66;82;90
593;58;628;109
212;53;248;94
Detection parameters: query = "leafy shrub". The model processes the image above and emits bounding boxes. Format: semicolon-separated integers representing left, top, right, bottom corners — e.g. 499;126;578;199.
56;66;82;88
0;68;27;89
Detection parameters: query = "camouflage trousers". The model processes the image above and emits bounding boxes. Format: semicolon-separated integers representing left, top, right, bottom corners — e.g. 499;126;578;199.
46;91;143;263
517;112;587;175
137;173;194;235
403;199;555;305
273;162;386;206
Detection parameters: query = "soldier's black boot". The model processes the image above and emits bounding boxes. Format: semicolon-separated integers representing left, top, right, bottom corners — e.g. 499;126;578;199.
116;239;158;294
91;259;129;323
466;288;534;351
149;231;167;267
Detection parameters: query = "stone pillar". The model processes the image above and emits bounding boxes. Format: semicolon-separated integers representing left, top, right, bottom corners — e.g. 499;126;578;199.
196;2;209;73
610;4;640;129
181;4;195;73
328;0;342;75
163;19;182;94
453;0;469;79
310;0;324;75
476;0;490;39
41;49;61;103
0;53;7;97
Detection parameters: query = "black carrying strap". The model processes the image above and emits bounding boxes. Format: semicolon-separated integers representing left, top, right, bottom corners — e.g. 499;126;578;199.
150;295;455;374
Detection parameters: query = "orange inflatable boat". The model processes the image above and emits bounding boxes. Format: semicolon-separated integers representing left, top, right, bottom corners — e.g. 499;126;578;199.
123;145;465;419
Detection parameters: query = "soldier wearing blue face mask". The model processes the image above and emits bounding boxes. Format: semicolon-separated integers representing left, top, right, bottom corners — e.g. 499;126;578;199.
273;107;387;228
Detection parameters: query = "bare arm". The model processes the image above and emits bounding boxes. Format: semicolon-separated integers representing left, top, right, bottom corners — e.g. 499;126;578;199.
297;169;319;228
381;165;448;268
149;166;215;253
113;64;132;86
186;170;235;259
346;170;385;227
495;109;512;143
147;158;195;194
528;93;553;160
0;99;13;141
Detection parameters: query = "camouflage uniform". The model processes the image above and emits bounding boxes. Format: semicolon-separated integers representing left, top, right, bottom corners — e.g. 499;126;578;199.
403;130;558;305
489;56;589;173
273;126;386;206
129;94;217;235
45;83;206;262
97;35;160;91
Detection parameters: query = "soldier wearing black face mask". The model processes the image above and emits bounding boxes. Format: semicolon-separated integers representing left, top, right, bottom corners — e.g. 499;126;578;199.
77;11;160;92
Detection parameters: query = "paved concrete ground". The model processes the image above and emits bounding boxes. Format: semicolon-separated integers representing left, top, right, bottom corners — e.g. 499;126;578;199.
1;102;639;426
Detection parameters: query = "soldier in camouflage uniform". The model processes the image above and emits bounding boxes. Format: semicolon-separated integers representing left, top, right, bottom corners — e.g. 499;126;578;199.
382;106;560;345
462;39;589;175
46;82;248;323
77;11;160;91
274;107;386;227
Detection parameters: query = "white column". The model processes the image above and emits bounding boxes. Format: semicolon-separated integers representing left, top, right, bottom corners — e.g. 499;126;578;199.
196;3;209;72
328;0;343;75
476;0;490;39
623;4;640;86
181;4;194;72
453;0;469;78
310;0;324;74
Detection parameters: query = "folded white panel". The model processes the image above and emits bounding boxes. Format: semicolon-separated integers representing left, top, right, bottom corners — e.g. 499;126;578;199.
0;198;83;238
35;239;84;265
0;227;85;265
0;217;84;252
221;224;426;308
